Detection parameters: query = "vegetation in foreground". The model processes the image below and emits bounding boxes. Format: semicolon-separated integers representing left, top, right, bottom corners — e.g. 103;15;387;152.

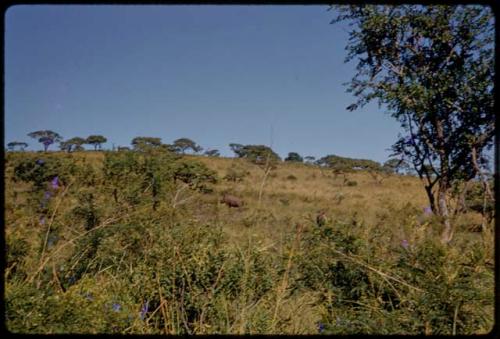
5;149;494;334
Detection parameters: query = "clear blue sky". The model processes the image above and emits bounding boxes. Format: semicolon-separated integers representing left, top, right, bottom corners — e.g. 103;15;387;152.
5;5;402;163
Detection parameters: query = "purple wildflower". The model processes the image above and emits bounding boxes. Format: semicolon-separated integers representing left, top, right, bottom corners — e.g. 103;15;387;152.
140;300;150;320
36;159;45;165
44;190;52;200
317;322;325;333
51;176;60;189
401;239;409;249
423;206;433;215
39;216;46;225
112;303;121;312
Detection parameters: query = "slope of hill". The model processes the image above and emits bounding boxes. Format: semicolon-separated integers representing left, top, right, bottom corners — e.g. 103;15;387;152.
4;151;493;334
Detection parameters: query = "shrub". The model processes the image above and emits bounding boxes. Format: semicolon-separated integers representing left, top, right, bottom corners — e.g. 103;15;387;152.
223;166;248;182
12;155;76;190
173;160;218;193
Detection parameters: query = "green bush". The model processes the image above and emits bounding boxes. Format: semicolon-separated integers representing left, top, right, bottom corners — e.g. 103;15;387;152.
223;166;248;182
12;154;76;190
173;160;218;193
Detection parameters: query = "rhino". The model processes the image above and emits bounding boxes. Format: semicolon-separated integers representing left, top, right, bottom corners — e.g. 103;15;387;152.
221;194;244;208
316;210;328;227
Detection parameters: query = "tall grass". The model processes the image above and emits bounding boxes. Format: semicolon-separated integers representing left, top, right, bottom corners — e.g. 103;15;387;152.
4;151;494;334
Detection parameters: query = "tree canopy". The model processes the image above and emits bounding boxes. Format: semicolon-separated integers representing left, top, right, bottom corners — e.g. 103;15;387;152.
7;141;28;151
86;135;107;150
27;130;62;151
285;152;304;163
60;137;86;153
316;154;381;172
229;143;281;165
131;137;162;152
333;5;494;243
173;138;203;154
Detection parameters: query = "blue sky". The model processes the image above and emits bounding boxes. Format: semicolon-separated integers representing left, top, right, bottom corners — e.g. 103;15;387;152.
5;5;402;163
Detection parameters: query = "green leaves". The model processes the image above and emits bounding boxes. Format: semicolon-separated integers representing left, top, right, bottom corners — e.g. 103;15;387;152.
333;5;494;242
85;135;107;150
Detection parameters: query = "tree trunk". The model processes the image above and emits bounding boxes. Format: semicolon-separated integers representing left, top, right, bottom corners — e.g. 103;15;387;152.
435;119;453;244
471;146;494;233
424;185;436;213
439;186;453;244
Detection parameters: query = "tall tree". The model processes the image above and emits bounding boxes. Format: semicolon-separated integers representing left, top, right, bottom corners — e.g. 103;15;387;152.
131;137;162;152
173;138;203;154
333;5;494;243
229;144;281;165
7;141;28;151
27;130;62;151
285;152;304;163
60;137;86;153
86;135;107;150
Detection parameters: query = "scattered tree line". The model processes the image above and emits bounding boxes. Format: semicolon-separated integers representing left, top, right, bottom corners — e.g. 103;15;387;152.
8;130;412;175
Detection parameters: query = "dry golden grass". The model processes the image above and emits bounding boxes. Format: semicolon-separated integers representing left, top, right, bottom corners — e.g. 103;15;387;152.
187;155;433;249
5;151;493;334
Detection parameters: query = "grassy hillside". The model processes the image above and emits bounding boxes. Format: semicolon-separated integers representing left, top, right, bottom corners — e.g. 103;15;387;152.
4;150;494;334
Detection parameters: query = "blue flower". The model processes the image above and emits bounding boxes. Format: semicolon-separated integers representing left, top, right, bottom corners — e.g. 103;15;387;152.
317;322;325;333
44;191;53;200
140;300;150;320
36;159;45;165
51;176;60;189
68;275;76;284
112;303;121;312
423;206;433;215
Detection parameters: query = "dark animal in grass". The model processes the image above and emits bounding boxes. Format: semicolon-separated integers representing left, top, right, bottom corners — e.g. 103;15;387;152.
316;210;328;227
221;194;244;208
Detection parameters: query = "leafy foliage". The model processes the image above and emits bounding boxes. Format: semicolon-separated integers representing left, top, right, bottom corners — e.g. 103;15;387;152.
7;141;28;151
131;137;162;152
173;160;218;193
316;154;381;172
27;130;63;151
229;143;281;165
285;152;303;163
173;138;203;154
60;137;86;153
4;151;493;334
86;135;107;150
333;5;494;243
